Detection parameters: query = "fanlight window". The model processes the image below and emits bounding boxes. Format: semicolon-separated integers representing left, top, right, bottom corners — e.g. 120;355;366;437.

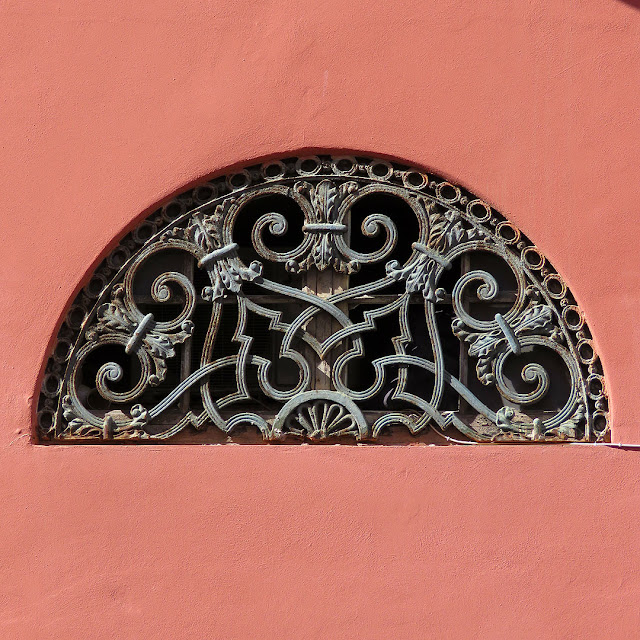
38;155;609;443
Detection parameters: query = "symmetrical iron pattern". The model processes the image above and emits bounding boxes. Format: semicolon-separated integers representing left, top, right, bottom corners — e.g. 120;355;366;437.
37;155;609;443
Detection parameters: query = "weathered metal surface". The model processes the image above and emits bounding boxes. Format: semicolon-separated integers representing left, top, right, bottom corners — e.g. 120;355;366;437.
37;155;609;443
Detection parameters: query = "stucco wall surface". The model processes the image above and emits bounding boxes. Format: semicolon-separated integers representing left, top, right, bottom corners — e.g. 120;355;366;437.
1;0;640;638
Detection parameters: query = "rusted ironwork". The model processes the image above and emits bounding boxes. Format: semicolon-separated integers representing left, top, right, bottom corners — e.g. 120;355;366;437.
37;155;609;443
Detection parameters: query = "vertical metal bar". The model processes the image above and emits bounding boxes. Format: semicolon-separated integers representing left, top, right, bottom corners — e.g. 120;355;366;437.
179;256;195;412
458;253;471;414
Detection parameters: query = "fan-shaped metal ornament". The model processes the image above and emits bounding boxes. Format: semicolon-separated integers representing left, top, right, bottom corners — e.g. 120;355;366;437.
37;155;609;443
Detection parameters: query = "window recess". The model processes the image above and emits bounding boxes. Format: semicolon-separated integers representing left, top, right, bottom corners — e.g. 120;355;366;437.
38;155;609;443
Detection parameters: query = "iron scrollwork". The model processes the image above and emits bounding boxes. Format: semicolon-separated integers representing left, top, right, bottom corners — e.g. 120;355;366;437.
38;155;609;443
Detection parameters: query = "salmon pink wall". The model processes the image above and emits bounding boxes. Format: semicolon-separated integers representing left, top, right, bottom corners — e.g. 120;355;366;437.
1;1;640;637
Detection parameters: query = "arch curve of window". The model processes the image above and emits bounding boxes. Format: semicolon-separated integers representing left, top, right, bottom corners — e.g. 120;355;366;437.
37;155;609;443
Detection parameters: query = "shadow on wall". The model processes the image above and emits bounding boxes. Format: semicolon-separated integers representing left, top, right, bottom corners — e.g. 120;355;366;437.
620;0;640;7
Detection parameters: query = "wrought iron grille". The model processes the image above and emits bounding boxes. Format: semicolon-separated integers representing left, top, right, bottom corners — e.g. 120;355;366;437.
37;155;609;443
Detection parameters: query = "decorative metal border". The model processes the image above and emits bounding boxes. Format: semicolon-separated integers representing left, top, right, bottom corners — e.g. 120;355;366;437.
37;155;609;443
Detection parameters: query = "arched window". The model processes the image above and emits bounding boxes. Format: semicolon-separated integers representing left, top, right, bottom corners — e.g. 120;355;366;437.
37;155;608;443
